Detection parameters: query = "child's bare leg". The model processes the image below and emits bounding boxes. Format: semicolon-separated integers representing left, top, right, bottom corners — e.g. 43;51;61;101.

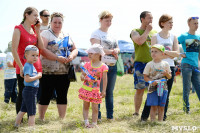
91;103;98;128
15;111;26;126
150;106;157;122
83;101;90;127
158;106;164;121
28;115;35;126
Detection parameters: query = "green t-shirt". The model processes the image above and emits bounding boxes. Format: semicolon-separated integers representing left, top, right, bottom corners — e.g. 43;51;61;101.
131;29;157;63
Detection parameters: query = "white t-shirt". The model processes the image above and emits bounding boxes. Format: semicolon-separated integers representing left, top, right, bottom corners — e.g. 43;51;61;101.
143;60;171;92
156;33;175;66
4;52;16;79
40;29;74;74
90;29;118;64
40;25;49;31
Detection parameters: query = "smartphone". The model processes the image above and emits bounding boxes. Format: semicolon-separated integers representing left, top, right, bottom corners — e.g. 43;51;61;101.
35;20;39;25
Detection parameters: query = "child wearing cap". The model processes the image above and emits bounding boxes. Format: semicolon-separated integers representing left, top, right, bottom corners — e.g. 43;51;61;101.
15;45;42;127
143;44;172;122
78;44;108;128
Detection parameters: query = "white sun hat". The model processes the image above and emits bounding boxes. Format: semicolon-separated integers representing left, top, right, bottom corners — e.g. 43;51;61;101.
86;43;105;56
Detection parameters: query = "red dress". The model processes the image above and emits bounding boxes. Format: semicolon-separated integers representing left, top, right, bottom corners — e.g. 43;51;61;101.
14;24;42;74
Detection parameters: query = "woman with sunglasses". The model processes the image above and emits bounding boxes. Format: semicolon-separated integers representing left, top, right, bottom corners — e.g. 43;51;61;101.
38;12;78;120
90;11;120;121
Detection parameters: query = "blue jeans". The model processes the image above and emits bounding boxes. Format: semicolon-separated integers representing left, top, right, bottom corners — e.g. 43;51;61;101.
4;78;17;103
192;84;195;93
164;67;175;119
181;63;200;112
21;86;38;116
99;65;117;119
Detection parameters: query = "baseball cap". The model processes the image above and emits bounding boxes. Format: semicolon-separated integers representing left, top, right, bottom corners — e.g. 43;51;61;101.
86;44;105;56
151;44;165;52
25;45;39;52
24;45;39;59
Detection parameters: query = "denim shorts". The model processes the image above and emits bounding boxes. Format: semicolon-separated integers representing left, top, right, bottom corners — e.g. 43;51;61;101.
147;90;168;107
20;86;38;116
134;62;149;89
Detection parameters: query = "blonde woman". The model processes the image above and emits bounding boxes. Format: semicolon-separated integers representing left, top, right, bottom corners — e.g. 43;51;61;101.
90;11;120;120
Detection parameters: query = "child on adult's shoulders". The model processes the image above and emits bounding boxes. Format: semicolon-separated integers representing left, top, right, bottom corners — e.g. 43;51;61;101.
143;44;172;122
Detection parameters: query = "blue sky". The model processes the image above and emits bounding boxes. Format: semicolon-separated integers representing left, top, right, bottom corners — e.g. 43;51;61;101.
0;0;200;52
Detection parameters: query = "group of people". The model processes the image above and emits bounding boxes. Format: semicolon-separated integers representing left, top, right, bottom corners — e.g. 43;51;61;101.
130;11;200;122
124;59;134;74
9;7;118;128
3;6;199;128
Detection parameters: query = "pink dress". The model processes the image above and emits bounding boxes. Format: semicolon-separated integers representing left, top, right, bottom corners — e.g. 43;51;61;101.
79;62;108;104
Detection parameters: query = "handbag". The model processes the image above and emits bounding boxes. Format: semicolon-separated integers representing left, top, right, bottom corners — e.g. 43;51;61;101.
68;64;77;82
117;54;124;76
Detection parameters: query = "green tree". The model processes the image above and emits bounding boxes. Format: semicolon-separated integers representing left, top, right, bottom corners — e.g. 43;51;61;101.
0;50;2;53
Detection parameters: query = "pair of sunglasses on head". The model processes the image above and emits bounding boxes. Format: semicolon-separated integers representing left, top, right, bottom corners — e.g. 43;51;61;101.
191;17;199;19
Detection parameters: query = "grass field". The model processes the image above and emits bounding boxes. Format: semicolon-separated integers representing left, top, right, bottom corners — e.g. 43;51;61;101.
0;70;200;133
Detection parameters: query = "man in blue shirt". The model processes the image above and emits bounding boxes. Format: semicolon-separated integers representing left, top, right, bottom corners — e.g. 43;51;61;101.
178;17;200;114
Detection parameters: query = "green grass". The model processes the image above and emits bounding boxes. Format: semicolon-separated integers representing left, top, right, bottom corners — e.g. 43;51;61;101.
0;70;200;133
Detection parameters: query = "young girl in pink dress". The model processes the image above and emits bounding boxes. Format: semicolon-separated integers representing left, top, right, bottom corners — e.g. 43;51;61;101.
79;44;108;128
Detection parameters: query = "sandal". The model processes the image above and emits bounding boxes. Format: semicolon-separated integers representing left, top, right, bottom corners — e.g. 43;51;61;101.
85;123;91;128
133;112;139;116
90;122;98;128
84;119;90;128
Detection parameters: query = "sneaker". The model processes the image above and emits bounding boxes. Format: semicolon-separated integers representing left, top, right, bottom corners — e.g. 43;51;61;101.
163;116;167;121
97;119;102;123
107;118;114;122
186;110;190;114
141;117;148;122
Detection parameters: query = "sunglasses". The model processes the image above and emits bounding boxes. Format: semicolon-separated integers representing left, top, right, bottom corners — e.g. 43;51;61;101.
191;17;199;19
42;15;50;17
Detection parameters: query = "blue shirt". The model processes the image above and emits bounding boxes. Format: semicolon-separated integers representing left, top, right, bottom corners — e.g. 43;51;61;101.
178;32;200;67
23;63;39;88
